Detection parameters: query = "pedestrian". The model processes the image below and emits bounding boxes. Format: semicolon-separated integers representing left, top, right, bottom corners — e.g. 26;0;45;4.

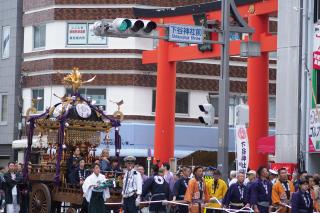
222;171;248;210
306;175;318;211
228;170;237;187
122;156;142;213
295;171;308;191
184;166;209;213
271;168;295;213
142;166;170;213
313;174;320;212
245;170;256;207
173;166;191;213
249;166;272;213
0;166;5;212
269;169;278;185
162;163;175;194
291;178;313;213
82;163;110;213
206;169;228;213
100;148;111;173
72;158;90;185
137;165;148;184
4;161;22;213
67;147;81;183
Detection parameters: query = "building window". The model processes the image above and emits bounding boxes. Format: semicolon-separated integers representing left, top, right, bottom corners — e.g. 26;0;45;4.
32;89;44;112
1;26;10;59
152;90;189;114
33;25;46;49
315;0;320;23
269;97;276;122
0;94;8;123
66;88;106;110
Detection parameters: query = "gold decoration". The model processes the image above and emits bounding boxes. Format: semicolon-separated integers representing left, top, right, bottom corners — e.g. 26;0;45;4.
111;99;124;121
248;4;255;14
62;67;96;93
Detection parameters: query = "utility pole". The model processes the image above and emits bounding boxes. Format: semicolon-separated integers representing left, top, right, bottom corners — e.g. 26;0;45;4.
217;0;231;180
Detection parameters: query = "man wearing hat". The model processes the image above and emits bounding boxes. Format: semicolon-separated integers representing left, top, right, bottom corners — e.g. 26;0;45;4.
269;169;278;185
122;156;143;213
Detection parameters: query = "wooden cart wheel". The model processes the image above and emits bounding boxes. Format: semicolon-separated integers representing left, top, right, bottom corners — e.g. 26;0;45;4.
29;183;51;213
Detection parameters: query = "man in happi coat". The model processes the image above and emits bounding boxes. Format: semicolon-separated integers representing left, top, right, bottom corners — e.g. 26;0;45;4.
82;163;110;213
222;171;248;210
142;166;170;213
291;178;314;213
173;166;191;213
272;168;295;213
250;166;272;213
184;166;209;213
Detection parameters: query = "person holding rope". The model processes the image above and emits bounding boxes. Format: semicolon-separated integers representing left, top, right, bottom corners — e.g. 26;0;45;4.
250;166;272;213
173;166;191;213
222;171;248;210
141;166;170;213
122;156;143;213
206;169;228;213
291;178;313;213
272;168;294;213
184;166;209;213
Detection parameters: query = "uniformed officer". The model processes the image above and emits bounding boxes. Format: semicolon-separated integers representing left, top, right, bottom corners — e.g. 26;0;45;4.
291;178;314;213
122;156;143;213
250;166;272;213
222;171;248;210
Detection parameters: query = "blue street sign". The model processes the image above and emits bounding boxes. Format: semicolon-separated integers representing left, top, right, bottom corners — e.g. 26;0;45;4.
168;24;203;44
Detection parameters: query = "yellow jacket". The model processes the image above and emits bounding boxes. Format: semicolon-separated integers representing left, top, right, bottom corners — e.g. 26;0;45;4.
206;178;228;208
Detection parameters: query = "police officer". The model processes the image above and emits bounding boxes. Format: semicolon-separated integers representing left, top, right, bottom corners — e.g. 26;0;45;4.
291;178;314;213
122;156;142;213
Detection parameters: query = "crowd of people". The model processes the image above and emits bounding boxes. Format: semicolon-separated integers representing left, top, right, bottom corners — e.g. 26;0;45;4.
0;149;320;213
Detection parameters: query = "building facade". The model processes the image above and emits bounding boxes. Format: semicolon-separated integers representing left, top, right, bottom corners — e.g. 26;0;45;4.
0;0;23;165
20;0;278;163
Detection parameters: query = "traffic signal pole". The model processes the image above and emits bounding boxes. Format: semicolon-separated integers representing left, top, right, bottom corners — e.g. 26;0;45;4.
154;27;177;163
217;0;231;180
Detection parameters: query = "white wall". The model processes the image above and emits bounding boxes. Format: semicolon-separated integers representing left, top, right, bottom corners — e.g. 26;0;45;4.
24;21;154;53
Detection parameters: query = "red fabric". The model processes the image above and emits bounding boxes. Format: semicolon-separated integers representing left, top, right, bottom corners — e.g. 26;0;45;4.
257;135;275;154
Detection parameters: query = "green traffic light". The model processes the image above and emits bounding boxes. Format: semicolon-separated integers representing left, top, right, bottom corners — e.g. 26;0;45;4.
118;19;131;32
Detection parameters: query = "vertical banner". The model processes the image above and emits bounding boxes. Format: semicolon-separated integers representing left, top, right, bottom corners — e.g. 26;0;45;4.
236;125;249;172
2;26;10;59
309;109;320;152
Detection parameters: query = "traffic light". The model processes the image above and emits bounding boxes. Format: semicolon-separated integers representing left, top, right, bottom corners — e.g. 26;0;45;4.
198;104;215;126
92;18;157;37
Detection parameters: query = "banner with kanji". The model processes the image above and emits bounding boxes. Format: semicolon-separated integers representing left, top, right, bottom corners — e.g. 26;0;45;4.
236;125;249;172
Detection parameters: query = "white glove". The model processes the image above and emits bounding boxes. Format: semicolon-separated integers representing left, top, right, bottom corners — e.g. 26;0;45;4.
135;196;141;207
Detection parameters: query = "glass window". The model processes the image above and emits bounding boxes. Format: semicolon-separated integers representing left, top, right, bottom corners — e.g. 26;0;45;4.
66;88;106;110
32;89;44;111
0;94;8;123
152;90;189;114
1;26;10;59
33;25;46;49
269;97;276;121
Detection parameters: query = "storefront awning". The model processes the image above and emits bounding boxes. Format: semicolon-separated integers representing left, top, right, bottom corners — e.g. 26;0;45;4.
257;135;275;155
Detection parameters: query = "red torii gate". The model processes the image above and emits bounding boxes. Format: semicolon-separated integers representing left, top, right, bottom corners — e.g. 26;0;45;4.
135;0;278;169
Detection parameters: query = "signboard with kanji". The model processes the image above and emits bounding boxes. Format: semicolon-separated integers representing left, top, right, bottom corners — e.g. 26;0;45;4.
236;125;249;172
67;23;87;45
168;24;203;44
309;109;320;152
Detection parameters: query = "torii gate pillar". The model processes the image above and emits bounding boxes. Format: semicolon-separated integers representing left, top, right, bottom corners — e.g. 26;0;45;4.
247;14;269;169
153;28;176;163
